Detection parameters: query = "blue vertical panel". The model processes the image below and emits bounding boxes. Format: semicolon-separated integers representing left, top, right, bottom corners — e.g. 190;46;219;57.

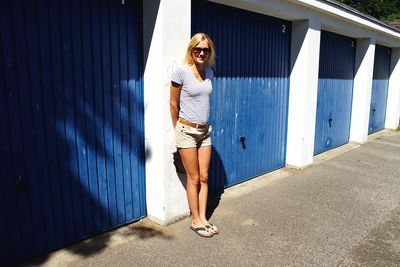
100;0;114;230
119;1;132;223
90;0;105;233
192;1;291;191
0;0;146;265
48;0;75;245
369;45;391;134
0;7;15;259
81;0;96;235
70;0;91;237
25;0;57;253
59;0;83;242
314;31;356;155
3;0;39;258
126;2;146;219
38;0;65;246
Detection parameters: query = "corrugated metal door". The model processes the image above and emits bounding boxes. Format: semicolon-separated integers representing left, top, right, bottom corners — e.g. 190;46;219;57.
369;45;391;134
314;31;356;155
0;0;146;264
192;1;291;190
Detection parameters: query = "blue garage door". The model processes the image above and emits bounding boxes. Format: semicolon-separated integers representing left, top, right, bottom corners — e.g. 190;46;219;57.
0;0;146;264
192;1;291;191
369;45;391;134
314;31;356;155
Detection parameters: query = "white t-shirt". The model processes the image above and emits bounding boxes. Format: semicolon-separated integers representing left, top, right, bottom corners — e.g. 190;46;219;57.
171;64;214;124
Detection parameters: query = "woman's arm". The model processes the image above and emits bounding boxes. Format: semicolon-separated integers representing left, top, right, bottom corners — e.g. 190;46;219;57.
170;81;181;128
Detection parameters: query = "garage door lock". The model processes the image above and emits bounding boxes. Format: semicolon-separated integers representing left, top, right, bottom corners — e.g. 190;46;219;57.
16;175;28;191
240;135;246;149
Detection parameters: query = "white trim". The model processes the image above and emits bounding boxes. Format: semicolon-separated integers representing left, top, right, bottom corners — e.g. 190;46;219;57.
286;19;321;168
385;48;400;129
209;0;400;46
350;39;376;143
291;0;400;39
143;0;191;224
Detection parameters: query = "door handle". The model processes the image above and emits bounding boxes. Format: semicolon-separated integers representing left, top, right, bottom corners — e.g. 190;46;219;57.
240;135;246;149
328;118;333;128
16;175;28;191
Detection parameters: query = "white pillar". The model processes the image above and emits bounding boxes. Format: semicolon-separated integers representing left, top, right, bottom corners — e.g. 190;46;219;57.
350;39;375;143
143;0;191;225
385;48;400;130
286;19;321;168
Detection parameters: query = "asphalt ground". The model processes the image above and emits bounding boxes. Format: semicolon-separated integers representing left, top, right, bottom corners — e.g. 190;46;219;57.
24;130;400;267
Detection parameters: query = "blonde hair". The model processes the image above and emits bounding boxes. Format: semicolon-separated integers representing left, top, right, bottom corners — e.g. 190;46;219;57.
184;33;216;67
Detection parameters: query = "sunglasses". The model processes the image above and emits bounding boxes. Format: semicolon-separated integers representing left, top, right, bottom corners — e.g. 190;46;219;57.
193;47;211;54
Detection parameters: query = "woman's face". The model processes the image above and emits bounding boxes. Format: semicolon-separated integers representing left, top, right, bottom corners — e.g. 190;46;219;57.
191;39;210;66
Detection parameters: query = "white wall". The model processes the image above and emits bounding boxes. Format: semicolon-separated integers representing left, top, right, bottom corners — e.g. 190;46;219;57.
350;39;376;143
286;18;321;168
385;48;400;130
143;0;191;225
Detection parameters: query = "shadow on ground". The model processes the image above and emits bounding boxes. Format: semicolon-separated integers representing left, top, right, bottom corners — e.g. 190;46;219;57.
22;221;173;266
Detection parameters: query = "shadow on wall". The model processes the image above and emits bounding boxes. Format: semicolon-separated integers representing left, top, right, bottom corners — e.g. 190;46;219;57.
207;147;226;219
0;0;161;266
143;0;161;70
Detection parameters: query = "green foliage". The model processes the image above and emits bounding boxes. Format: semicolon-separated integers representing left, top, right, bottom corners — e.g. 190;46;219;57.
385;12;400;22
338;0;400;22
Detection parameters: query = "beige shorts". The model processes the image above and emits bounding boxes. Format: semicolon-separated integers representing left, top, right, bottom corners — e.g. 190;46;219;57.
175;120;212;149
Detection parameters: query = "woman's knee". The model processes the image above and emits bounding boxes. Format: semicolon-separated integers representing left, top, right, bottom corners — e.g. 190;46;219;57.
200;172;208;184
187;175;201;186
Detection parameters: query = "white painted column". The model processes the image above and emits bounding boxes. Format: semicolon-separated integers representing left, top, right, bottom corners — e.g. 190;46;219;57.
286;19;321;168
350;39;375;143
143;0;191;225
385;48;400;130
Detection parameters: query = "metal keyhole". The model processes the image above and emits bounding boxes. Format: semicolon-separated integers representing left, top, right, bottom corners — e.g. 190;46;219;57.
372;108;376;116
240;135;246;149
16;175;28;191
328;118;333;128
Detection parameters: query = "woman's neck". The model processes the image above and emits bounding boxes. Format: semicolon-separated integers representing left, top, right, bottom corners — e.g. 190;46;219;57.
193;63;205;73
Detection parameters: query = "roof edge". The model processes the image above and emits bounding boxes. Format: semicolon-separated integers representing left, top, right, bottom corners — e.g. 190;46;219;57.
321;0;400;33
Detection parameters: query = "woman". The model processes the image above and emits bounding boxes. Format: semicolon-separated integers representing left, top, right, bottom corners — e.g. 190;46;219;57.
170;33;219;238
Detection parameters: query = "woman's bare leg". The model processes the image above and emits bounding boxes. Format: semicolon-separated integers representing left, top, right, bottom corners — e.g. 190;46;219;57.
197;145;218;233
198;145;211;223
179;147;212;237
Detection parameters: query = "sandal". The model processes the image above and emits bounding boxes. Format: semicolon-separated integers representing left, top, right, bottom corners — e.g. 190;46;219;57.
190;226;213;238
205;224;219;235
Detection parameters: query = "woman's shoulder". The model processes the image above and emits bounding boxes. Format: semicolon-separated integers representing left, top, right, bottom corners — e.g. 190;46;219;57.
171;64;190;84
